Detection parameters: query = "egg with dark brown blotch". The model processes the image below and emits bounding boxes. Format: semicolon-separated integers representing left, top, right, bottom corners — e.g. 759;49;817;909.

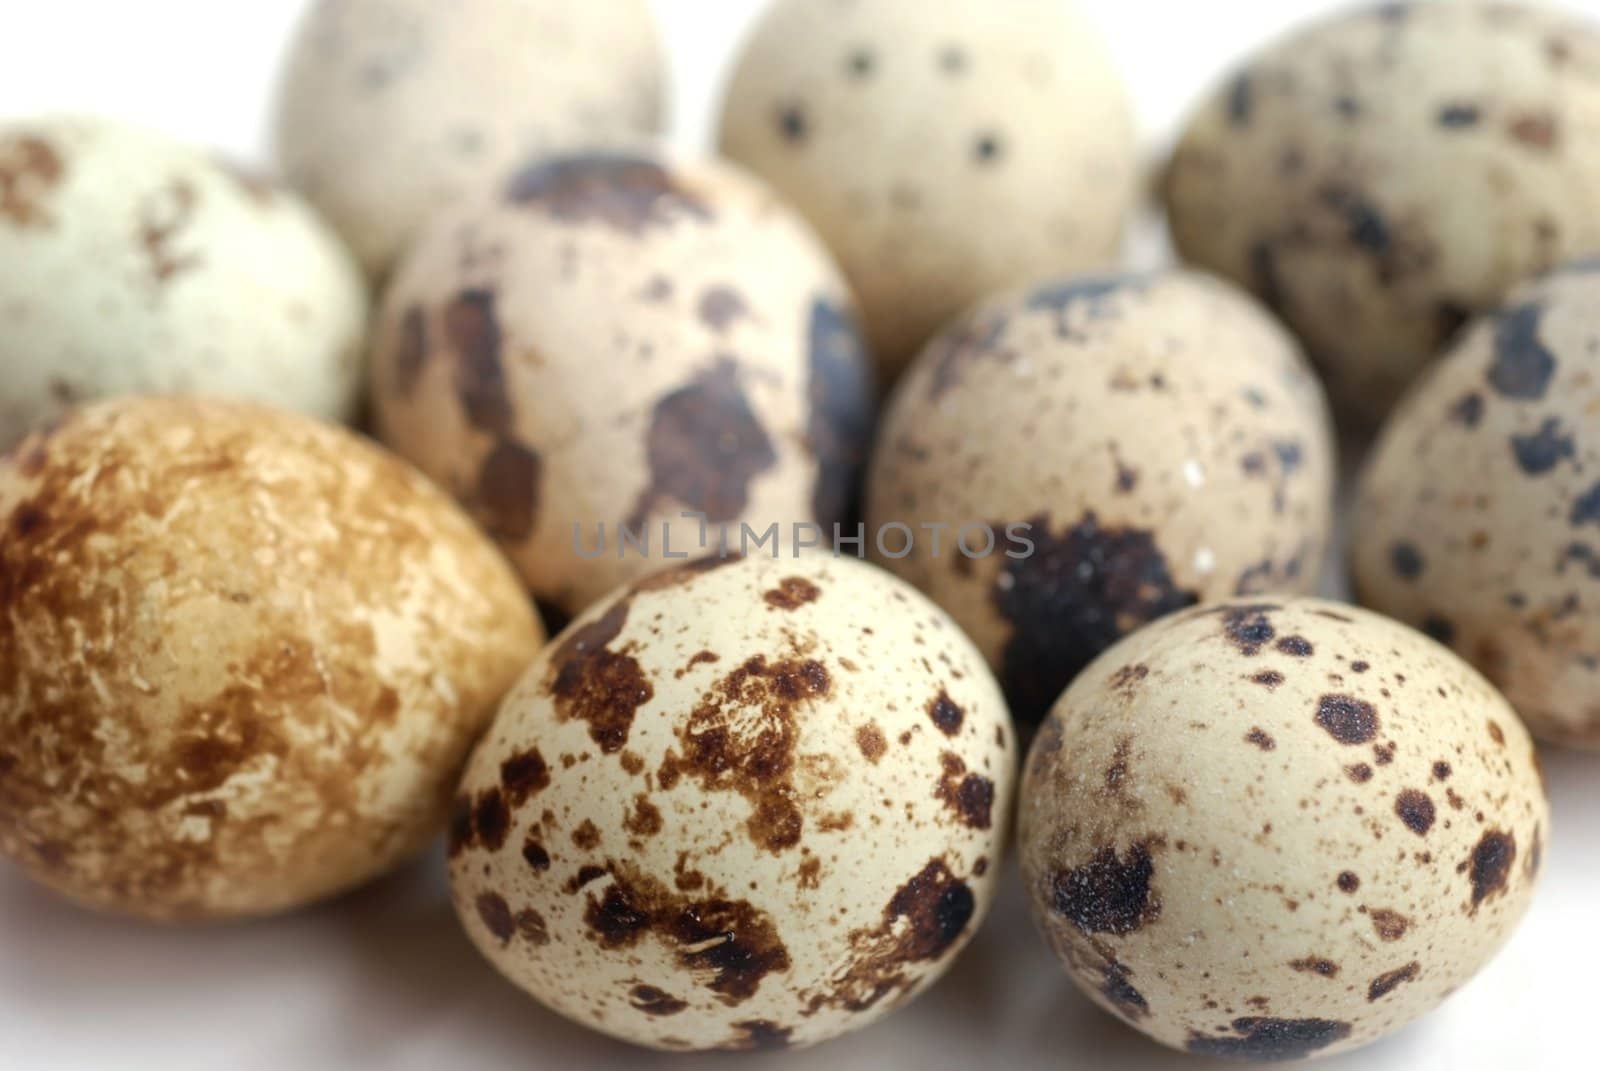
0;397;543;921
448;552;1013;1051
1354;257;1600;748
865;270;1336;730
1165;0;1600;421
274;0;666;277
369;151;875;619
1020;597;1548;1061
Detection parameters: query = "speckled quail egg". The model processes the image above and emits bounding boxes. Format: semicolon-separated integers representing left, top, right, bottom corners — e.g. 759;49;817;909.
0;396;543;921
718;0;1136;381
0;115;367;450
273;0;666;277
448;552;1013;1052
1164;0;1600;421
1353;258;1600;749
369;151;874;618
1020;597;1548;1061
865;270;1336;730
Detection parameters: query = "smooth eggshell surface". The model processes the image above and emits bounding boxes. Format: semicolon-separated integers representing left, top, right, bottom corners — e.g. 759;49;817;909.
274;0;665;276
1353;258;1600;748
369;152;874;617
1020;597;1548;1061
0;116;368;450
1165;0;1600;420
0;397;543;921
719;0;1136;380
448;552;1013;1051
865;270;1336;728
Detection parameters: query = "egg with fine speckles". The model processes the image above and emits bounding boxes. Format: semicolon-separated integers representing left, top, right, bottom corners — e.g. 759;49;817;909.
0;116;368;450
273;0;666;277
1354;258;1600;748
865;270;1336;730
0;397;543;921
1164;0;1600;421
369;151;874;618
1020;597;1548;1061
718;0;1136;381
448;552;1013;1052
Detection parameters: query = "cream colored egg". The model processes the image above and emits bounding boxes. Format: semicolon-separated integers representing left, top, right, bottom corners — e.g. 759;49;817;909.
369;151;874;618
1164;0;1600;421
1354;258;1600;748
0;116;367;450
865;270;1336;729
1020;597;1548;1060
273;0;666;277
448;552;1013;1051
0;397;543;921
718;0;1136;381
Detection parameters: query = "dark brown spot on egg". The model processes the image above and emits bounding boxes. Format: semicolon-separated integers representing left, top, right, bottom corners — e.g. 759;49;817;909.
473;789;511;851
1220;604;1278;655
934;752;994;829
1275;635;1313;657
500;747;550;806
1109;663;1149;695
1251;670;1285;689
1316;694;1378;745
0;134;65;228
1390;542;1425;580
547;600;653;755
1511;418;1575;475
856;724;886;763
1487;721;1506;747
1100;960;1149;1020
927;690;964;735
1451;392;1485;427
724;1020;792;1051
571;819;601;851
1487;303;1557;400
1432;761;1452;781
504;153;713;234
1245;727;1276;750
623;794;662;838
1051;843;1159;936
1337;871;1360;893
514;907;548;945
1289;957;1340;978
1508;112;1559;150
1394;789;1436;835
764;576;820;611
1346;763;1373;782
1367;961;1420;1001
698;285;749;333
475;892;515;944
1467;830;1516;911
473;439;541;542
992;512;1198;726
444;288;515;436
629;984;687;1016
1186;1018;1352;1060
1368;908;1410;941
522;836;550;871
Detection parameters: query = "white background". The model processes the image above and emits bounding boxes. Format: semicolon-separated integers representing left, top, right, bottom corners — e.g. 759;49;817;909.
2;1;1598;1069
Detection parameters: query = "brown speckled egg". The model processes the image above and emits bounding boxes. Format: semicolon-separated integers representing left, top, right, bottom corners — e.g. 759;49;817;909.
1164;0;1600;421
1019;597;1548;1061
0;397;543;920
865;270;1336;729
1353;258;1600;748
369;151;874;618
448;552;1012;1052
718;0;1136;381
273;0;665;276
0;116;368;450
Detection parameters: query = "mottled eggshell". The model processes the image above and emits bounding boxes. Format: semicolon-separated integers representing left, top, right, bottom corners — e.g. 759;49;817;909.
1353;258;1600;748
1020;597;1548;1061
448;552;1013;1052
1164;0;1600;421
718;0;1136;380
0;397;543;921
369;151;874;618
0;116;368;450
273;0;666;277
865;270;1336;729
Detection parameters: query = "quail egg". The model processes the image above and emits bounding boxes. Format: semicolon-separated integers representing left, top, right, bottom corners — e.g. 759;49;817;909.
0;396;543;920
1020;597;1548;1060
449;552;1013;1051
865;270;1336;729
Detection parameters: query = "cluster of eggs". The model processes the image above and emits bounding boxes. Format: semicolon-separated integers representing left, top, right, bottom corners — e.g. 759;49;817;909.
0;0;1592;1061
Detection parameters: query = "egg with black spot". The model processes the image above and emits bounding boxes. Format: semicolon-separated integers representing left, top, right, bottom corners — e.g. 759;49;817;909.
718;0;1136;381
0;116;367;450
1354;258;1600;748
1019;597;1548;1060
1165;0;1600;421
273;0;666;277
0;397;544;920
368;151;875;618
865;270;1336;730
448;552;1013;1051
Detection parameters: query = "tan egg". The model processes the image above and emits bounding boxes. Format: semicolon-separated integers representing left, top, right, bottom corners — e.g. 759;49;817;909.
864;270;1336;730
717;0;1136;381
1353;259;1600;748
448;552;1013;1051
273;0;665;277
0;115;368;450
1019;597;1549;1061
0;397;543;921
369;151;875;618
1164;0;1600;421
